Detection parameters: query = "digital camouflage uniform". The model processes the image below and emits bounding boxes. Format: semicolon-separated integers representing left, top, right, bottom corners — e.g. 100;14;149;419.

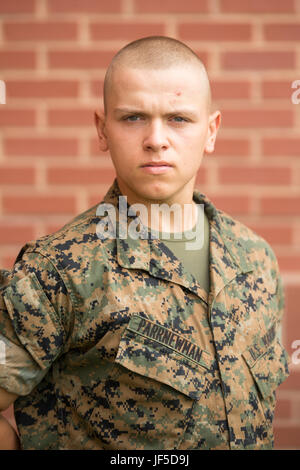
0;178;290;450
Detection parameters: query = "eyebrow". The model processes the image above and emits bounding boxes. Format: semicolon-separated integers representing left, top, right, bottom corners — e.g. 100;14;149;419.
113;107;199;119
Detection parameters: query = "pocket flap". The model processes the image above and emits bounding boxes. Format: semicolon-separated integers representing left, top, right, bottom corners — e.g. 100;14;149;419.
114;315;214;400
242;323;290;400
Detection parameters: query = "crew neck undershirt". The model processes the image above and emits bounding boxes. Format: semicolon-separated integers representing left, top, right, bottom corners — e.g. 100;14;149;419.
150;205;210;294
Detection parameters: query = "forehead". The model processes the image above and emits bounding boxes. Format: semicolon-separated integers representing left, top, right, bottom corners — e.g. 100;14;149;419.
108;65;208;103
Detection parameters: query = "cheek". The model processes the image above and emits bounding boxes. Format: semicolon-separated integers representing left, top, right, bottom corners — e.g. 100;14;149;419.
107;129;140;168
175;124;208;145
106;129;129;156
179;133;207;173
109;127;140;150
179;130;208;157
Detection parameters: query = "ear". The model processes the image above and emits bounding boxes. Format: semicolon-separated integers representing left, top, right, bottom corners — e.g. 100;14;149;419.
204;110;221;154
94;108;109;152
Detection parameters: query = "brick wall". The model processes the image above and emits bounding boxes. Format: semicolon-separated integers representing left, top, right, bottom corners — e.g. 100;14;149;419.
0;0;300;450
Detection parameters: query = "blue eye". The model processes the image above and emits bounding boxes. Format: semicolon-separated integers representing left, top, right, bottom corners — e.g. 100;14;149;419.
172;116;187;122
124;115;141;122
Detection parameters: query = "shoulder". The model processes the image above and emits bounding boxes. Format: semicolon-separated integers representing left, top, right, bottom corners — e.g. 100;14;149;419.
196;189;276;259
15;201;110;271
219;207;276;258
216;206;280;284
194;188;280;281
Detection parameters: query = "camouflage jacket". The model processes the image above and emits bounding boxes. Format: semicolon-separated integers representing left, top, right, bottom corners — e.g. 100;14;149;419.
0;178;290;450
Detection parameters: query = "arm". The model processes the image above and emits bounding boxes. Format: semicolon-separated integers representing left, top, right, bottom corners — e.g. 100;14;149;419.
0;387;20;450
0;250;72;449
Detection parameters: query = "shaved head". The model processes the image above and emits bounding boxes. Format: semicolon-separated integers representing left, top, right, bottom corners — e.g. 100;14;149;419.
103;36;211;115
95;35;221;211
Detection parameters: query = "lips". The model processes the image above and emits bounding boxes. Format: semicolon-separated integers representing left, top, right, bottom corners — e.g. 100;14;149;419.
140;162;174;174
141;161;173;167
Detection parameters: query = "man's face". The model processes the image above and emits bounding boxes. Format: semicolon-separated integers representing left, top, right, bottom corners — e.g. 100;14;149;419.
96;64;220;206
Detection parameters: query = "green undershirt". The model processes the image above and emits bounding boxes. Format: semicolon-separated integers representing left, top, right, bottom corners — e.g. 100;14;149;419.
151;205;210;294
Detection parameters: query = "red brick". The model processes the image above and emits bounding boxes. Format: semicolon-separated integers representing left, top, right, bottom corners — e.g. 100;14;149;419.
279;371;300;392
48;50;116;69
0;167;35;185
6;80;79;99
195;168;206;185
3;138;78;157
220;0;295;14
1;256;16;269
277;255;300;272
262;138;300;157
219;166;291;185
222;51;295;70
286;285;300;315
214;138;250;156
46;167;115;185
48;0;122;13
264;24;300;41
0;109;35;126
274;425;300;449
206;195;251;215
262;80;294;99
194;51;209;69
4;21;78;41
88;157;114;171
3;195;76;215
178;22;251;41
274;399;292;420
90;22;165;41
88;193;108;208
0;0;35;14
222;109;293;128
285;285;300;350
135;0;208;13
260;197;300;215
0;224;35;244
211;80;251;100
47;109;94;127
90;80;104;98
0;51;36;69
246;223;293;245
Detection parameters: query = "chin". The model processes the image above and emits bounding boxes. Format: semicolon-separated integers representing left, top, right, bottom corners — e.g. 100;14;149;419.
137;185;176;204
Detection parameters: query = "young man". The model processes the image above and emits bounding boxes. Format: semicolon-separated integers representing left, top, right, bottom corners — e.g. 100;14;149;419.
0;36;290;450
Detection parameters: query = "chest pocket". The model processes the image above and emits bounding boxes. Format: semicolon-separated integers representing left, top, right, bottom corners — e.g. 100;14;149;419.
114;314;213;400
94;314;215;450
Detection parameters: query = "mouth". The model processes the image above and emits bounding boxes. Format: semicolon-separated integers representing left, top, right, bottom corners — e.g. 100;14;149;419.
140;162;174;175
140;161;173;168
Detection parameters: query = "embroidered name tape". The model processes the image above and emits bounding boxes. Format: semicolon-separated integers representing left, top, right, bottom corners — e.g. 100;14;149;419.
127;315;212;369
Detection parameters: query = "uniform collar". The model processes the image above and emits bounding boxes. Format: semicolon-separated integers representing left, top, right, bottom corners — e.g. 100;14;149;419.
101;178;254;304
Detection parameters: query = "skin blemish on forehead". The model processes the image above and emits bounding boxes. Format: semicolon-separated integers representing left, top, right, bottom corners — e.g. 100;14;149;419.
175;91;182;96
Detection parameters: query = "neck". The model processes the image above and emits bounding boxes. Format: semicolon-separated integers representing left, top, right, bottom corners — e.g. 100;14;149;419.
140;200;198;233
116;177;198;233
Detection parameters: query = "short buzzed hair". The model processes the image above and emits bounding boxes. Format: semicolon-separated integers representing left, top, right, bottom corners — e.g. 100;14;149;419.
103;36;211;115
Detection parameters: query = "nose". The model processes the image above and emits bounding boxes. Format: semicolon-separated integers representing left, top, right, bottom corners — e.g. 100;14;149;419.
143;119;169;152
